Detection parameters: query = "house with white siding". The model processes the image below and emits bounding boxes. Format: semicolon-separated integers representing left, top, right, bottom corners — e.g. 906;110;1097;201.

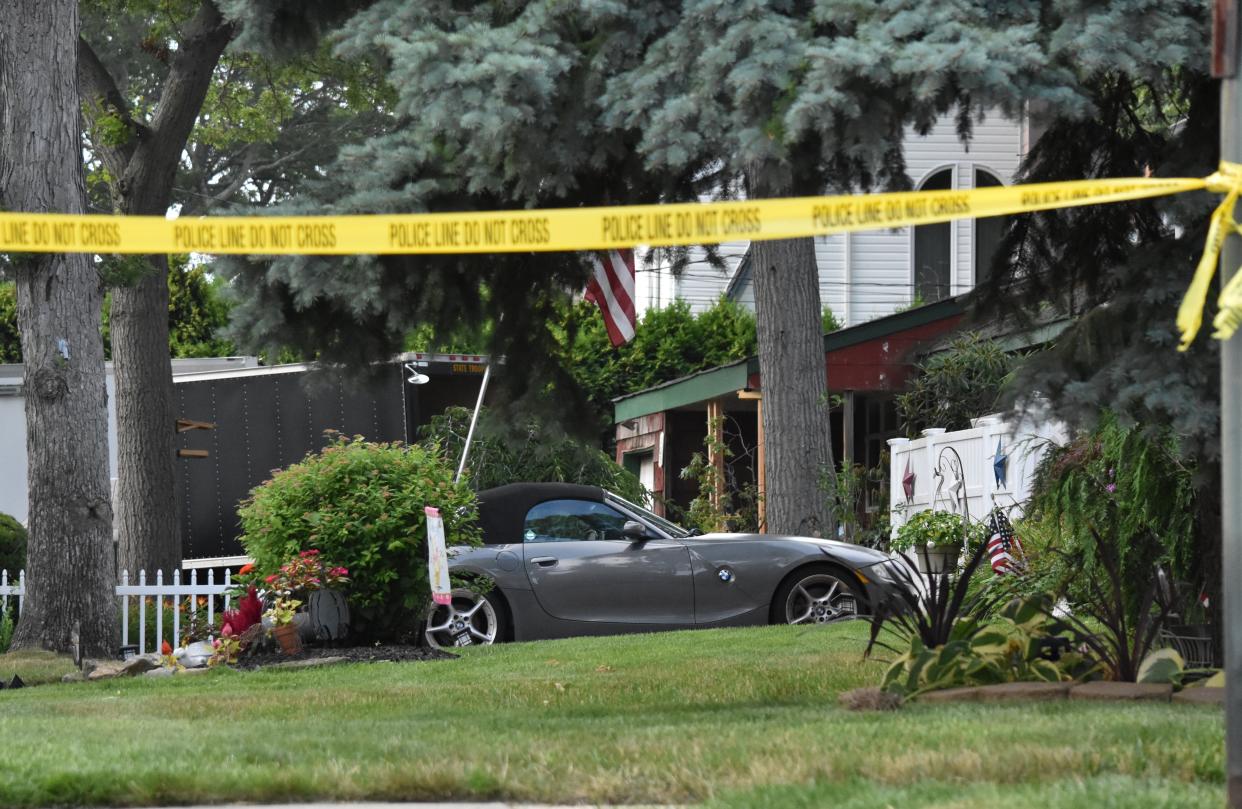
635;110;1034;327
616;109;1043;527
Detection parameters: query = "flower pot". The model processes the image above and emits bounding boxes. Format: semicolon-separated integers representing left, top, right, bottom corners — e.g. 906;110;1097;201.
262;610;313;639
916;544;960;575
308;589;350;641
272;623;303;655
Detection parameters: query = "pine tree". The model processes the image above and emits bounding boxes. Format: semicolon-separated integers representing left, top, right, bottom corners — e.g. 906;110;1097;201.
220;0;1206;535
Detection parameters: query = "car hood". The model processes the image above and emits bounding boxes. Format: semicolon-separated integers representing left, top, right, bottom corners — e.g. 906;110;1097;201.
686;531;890;566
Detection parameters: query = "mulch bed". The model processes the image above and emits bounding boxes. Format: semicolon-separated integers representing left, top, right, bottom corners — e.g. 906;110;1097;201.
236;643;456;670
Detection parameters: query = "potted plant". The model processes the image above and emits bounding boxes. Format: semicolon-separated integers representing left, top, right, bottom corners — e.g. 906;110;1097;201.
267;597;304;655
891;509;968;574
260;550;350;639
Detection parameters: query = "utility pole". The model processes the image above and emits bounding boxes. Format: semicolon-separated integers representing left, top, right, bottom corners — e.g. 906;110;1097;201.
1215;1;1242;805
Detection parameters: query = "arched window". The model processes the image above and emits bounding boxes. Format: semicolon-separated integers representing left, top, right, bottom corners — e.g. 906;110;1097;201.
973;168;1008;284
912;168;953;303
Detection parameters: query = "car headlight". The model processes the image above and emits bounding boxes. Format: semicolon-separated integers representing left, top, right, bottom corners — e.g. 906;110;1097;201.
861;558;903;585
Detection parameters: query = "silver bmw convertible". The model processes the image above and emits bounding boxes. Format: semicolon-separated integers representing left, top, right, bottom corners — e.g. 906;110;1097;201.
423;482;905;648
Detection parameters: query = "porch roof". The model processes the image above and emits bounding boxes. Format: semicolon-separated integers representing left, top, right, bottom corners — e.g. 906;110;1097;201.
612;296;968;424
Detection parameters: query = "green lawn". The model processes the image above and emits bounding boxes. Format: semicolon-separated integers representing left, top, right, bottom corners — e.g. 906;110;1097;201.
0;621;1223;807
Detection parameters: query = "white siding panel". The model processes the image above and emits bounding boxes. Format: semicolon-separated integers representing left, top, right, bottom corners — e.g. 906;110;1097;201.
847;227;912;325
817;235;847;325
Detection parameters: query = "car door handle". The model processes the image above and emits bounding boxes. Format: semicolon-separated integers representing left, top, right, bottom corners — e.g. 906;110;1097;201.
529;556;559;567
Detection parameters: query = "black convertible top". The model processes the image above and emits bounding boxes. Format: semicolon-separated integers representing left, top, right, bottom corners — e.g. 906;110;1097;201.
476;482;604;545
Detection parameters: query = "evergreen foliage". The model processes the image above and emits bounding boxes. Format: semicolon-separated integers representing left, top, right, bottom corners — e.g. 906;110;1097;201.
1026;415;1197;620
219;0;1175;411
419;406;645;503
895;333;1015;436
961;5;1220;633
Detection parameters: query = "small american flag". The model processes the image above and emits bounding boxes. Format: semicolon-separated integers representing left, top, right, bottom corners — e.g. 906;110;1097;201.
585;249;637;347
985;508;1025;575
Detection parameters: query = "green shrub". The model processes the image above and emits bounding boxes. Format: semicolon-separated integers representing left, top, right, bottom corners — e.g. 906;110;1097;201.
1021;414;1200;678
238;434;481;640
0;604;13;654
0;512;26;576
895;332;1015;435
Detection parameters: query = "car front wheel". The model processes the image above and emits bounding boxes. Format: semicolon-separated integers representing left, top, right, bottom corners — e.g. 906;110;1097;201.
771;567;861;625
424;587;509;649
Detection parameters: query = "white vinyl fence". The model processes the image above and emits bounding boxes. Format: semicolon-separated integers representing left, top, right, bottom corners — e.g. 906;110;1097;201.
887;413;1067;534
1;568;237;655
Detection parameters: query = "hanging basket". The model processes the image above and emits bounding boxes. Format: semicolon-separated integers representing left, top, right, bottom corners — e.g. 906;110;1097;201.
916;544;961;575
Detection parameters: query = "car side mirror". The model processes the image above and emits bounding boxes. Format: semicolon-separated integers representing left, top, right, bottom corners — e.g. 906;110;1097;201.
622;520;649;540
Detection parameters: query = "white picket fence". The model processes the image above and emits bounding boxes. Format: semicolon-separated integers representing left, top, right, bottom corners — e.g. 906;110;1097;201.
0;568;237;655
887;412;1068;534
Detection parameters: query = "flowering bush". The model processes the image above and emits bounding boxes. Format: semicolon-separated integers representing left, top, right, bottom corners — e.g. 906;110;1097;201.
238;434;481;640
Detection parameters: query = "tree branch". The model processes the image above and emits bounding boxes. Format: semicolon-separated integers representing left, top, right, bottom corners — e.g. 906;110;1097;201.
125;0;236;213
77;36;140;183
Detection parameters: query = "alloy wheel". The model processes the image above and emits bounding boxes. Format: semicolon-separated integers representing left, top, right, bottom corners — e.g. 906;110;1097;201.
424;589;499;648
783;573;858;625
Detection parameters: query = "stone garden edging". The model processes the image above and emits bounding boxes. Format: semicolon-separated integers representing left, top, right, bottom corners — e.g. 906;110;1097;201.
915;682;1222;705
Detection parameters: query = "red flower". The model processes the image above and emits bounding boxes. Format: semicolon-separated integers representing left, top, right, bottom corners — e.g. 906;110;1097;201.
265;574;278;584
330;567;348;577
238;563;255;575
161;640;173;656
221;623;234;637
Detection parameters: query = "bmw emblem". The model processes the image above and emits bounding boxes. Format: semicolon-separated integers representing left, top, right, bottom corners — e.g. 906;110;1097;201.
717;567;734;583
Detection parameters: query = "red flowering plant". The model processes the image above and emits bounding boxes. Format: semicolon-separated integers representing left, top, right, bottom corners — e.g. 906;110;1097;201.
263;550;350;600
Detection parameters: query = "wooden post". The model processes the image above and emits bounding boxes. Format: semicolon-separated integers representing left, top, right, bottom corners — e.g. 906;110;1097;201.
1216;1;1242;802
738;389;766;532
706;399;725;512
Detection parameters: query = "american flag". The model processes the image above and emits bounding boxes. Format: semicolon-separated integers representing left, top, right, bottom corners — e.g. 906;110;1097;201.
985;508;1025;575
585;249;636;347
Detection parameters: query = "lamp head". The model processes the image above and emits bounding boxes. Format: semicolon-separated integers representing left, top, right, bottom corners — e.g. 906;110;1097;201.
404;362;430;385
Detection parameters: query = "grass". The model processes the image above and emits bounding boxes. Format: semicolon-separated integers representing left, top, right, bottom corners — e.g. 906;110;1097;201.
0;649;78;685
0;621;1223;807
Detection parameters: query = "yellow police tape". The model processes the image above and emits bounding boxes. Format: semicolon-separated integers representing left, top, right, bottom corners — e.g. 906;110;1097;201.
3;166;1242;348
0;175;1207;258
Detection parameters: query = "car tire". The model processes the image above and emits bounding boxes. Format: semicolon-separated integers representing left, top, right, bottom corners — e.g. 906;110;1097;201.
424;586;511;649
770;565;862;626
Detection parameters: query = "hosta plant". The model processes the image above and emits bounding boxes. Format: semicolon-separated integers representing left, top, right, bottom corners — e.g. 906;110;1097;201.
880;596;1092;699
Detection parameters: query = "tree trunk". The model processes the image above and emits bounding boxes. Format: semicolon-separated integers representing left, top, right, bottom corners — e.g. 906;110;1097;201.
751;233;837;537
77;2;234;576
0;0;117;656
112;263;180;576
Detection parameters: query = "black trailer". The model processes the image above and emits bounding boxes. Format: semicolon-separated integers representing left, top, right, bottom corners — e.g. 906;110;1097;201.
173;354;487;563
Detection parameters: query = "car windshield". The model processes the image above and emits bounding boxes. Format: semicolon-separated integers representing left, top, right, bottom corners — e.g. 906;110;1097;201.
605;492;691;538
